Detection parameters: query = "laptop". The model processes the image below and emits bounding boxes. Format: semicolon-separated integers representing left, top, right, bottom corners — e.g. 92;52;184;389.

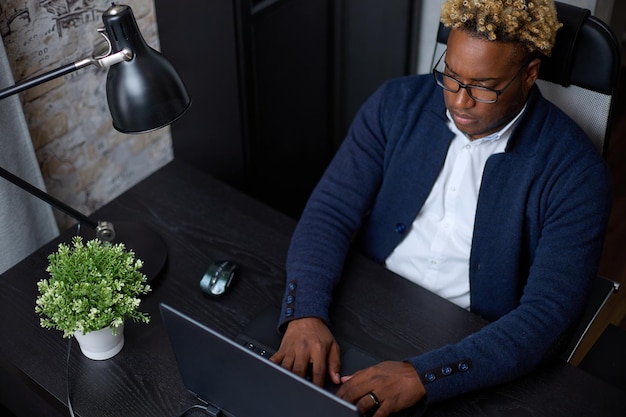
231;306;383;391
160;303;425;417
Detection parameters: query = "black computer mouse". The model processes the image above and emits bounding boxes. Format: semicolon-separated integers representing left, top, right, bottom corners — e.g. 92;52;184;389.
200;260;238;296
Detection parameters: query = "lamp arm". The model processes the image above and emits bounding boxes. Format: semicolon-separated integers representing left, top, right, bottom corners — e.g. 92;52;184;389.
0;164;120;241
0;165;117;241
0;48;132;101
0;35;132;241
0;62;82;100
0;165;96;227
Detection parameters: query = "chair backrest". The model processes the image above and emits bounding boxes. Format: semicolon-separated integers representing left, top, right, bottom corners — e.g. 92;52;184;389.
431;1;622;156
561;275;620;363
577;323;626;391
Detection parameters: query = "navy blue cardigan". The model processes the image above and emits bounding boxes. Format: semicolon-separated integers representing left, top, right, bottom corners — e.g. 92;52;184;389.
279;74;611;402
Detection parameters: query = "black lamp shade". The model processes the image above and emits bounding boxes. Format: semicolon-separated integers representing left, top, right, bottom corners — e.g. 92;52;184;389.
103;4;191;133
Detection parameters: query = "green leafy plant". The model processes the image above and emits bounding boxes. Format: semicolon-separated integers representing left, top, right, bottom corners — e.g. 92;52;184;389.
35;236;151;338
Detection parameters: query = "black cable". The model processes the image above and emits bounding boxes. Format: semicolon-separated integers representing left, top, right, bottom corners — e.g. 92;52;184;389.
66;338;75;417
66;336;215;417
177;404;222;416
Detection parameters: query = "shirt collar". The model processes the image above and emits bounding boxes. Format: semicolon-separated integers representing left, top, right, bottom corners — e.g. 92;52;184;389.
446;104;527;143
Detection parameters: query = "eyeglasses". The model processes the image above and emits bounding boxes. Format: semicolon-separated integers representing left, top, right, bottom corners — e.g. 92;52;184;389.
432;50;528;104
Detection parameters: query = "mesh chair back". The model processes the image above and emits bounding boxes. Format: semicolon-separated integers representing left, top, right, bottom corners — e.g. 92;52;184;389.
432;1;621;155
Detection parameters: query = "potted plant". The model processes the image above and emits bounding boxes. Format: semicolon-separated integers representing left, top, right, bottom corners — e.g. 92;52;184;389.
35;236;151;360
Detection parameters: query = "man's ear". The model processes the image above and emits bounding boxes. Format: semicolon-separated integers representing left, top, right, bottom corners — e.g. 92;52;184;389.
524;58;542;87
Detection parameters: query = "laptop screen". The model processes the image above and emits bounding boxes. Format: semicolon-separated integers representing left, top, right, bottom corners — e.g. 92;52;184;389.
160;303;361;417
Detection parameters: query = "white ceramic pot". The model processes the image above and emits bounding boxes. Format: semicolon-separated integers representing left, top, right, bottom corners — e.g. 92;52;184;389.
74;324;125;360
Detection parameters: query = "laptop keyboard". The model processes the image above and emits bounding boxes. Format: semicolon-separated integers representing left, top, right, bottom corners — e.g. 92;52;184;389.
234;331;425;417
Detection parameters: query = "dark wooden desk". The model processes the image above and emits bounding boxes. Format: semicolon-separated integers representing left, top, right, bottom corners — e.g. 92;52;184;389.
0;160;623;417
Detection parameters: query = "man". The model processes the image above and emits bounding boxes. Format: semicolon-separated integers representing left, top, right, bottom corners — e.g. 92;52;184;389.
270;1;612;416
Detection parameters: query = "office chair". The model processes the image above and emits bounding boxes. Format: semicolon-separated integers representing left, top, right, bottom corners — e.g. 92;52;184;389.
432;1;622;156
578;323;626;392
561;275;620;363
432;2;622;363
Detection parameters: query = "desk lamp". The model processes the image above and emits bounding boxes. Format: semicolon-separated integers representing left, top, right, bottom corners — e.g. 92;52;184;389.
0;4;190;280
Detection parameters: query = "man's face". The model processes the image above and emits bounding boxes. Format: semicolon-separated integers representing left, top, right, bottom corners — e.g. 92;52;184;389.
442;29;540;140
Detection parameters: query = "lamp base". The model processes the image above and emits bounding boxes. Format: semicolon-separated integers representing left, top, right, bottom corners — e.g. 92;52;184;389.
79;221;167;282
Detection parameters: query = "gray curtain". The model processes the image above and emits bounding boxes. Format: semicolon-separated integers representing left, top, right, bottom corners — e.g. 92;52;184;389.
0;36;59;274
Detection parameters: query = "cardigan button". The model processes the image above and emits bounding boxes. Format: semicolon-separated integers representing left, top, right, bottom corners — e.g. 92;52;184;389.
395;223;407;234
441;366;452;376
424;372;436;382
285;308;294;317
458;361;469;372
286;295;295;304
288;281;297;291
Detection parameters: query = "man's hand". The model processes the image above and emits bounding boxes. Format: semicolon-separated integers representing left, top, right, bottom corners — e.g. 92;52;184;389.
336;361;426;417
269;317;342;387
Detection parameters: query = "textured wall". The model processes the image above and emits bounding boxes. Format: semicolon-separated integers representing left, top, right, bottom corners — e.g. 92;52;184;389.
0;0;174;231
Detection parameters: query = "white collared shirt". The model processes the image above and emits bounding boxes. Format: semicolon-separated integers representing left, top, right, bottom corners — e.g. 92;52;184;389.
385;107;526;309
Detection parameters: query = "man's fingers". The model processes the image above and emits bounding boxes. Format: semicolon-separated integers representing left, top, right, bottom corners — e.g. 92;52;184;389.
327;342;342;384
270;317;341;387
268;350;284;364
310;359;327;386
291;355;312;378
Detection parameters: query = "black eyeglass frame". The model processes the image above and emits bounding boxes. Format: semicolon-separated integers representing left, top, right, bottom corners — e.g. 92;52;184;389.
432;49;529;104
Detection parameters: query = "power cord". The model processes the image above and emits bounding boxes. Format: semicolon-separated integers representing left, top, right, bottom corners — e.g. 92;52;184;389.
177;404;222;416
66;337;220;417
66;338;75;417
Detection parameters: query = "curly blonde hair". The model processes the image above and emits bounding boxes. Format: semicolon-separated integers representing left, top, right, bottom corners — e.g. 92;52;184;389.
440;0;562;56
